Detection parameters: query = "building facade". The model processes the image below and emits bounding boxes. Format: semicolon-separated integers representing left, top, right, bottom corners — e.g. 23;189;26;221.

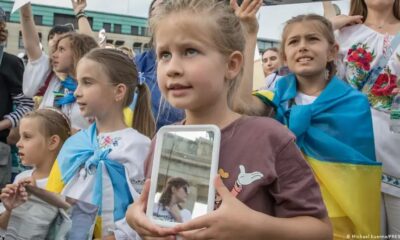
1;0;278;56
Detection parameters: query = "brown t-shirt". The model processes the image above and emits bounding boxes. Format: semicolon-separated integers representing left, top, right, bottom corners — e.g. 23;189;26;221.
144;116;327;219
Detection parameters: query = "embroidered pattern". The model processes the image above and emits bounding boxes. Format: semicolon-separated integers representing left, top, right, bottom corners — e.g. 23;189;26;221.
346;42;399;111
98;135;121;149
346;43;375;90
382;174;400;188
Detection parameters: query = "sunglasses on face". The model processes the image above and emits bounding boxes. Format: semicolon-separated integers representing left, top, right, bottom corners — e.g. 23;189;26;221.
182;186;189;194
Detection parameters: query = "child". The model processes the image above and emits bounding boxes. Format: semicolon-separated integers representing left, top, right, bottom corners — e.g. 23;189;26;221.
46;48;155;239
48;33;98;131
236;5;382;238
0;108;71;230
126;1;332;239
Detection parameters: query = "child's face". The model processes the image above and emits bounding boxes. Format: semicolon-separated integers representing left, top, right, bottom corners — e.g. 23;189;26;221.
16;118;48;167
283;21;336;80
52;38;74;74
75;58;120;119
155;13;230;112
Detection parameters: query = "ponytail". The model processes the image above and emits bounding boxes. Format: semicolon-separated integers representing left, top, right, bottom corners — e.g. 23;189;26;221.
133;84;156;138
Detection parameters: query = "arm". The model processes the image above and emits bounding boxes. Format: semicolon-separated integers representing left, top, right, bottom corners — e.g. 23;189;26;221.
1;56;33;131
0;210;11;230
19;3;42;61
71;0;94;37
230;0;272;116
174;178;332;240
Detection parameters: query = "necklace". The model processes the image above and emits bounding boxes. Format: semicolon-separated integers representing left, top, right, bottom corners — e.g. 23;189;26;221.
365;22;386;29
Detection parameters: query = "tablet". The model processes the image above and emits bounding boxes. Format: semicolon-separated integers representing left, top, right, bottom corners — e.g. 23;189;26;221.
146;125;221;228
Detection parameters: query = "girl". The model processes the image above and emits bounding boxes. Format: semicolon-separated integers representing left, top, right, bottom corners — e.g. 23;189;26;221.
332;0;400;234
236;1;382;237
154;177;191;223
46;48;155;239
0;108;71;231
126;1;332;239
20;2;93;130
49;32;98;131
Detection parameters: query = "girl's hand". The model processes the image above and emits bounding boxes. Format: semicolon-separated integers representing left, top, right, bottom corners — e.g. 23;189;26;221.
330;15;363;30
166;204;183;223
125;180;176;239
230;0;262;35
173;177;258;240
0;184;28;211
71;0;87;15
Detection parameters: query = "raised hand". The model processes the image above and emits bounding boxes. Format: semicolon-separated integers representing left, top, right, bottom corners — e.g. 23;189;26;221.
71;0;87;15
230;0;262;35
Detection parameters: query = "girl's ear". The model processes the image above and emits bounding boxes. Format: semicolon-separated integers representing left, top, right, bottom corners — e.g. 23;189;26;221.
225;51;244;80
114;83;127;103
328;42;339;62
47;135;61;151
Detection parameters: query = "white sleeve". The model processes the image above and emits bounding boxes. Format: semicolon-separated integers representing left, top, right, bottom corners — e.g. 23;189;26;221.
113;217;142;240
23;52;52;97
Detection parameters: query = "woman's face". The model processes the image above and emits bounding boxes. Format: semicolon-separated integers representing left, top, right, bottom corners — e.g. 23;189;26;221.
173;185;189;203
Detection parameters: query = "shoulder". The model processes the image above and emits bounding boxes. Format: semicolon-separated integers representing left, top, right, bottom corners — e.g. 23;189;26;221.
13;169;34;183
229;116;295;144
122;128;152;145
2;52;23;69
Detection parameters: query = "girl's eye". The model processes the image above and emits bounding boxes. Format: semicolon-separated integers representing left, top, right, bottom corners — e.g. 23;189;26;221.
185;48;198;57
83;80;92;85
287;39;297;45
159;52;172;61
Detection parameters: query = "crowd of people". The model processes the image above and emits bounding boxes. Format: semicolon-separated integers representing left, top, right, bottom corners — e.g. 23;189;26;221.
0;0;399;239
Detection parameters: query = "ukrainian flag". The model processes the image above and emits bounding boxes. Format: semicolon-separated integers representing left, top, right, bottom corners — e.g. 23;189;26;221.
46;124;134;238
255;74;382;239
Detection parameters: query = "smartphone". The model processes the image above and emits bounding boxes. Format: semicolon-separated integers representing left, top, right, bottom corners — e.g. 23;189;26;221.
146;125;221;228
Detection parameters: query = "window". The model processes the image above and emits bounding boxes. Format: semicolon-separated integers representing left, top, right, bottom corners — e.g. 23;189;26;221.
115;40;125;47
5;12;10;22
133;42;142;55
131;26;139;35
143;43;150;52
114;24;122;34
140;27;148;36
19;31;43;49
18;32;24;49
103;23;111;33
33;15;43;25
54;13;75;27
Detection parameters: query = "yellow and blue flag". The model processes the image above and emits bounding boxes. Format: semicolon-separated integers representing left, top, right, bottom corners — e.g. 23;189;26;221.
46;124;134;238
255;74;382;239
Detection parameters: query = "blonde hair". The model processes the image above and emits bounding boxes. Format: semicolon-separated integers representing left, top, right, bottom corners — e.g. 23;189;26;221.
24;108;71;146
54;33;99;77
349;0;400;21
280;14;337;81
82;48;155;138
149;0;245;108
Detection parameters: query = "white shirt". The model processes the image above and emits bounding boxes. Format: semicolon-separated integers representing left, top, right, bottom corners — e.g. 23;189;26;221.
295;92;317;106
337;24;400;197
13;169;48;189
61;127;150;239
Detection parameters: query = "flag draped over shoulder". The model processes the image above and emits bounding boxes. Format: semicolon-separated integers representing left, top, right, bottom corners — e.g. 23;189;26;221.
46;124;133;238
254;74;382;239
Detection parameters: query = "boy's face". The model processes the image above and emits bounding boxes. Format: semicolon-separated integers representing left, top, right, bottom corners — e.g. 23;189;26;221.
0;21;7;43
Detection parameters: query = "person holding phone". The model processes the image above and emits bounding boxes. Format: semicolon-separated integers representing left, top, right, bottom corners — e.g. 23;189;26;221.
153;177;191;223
